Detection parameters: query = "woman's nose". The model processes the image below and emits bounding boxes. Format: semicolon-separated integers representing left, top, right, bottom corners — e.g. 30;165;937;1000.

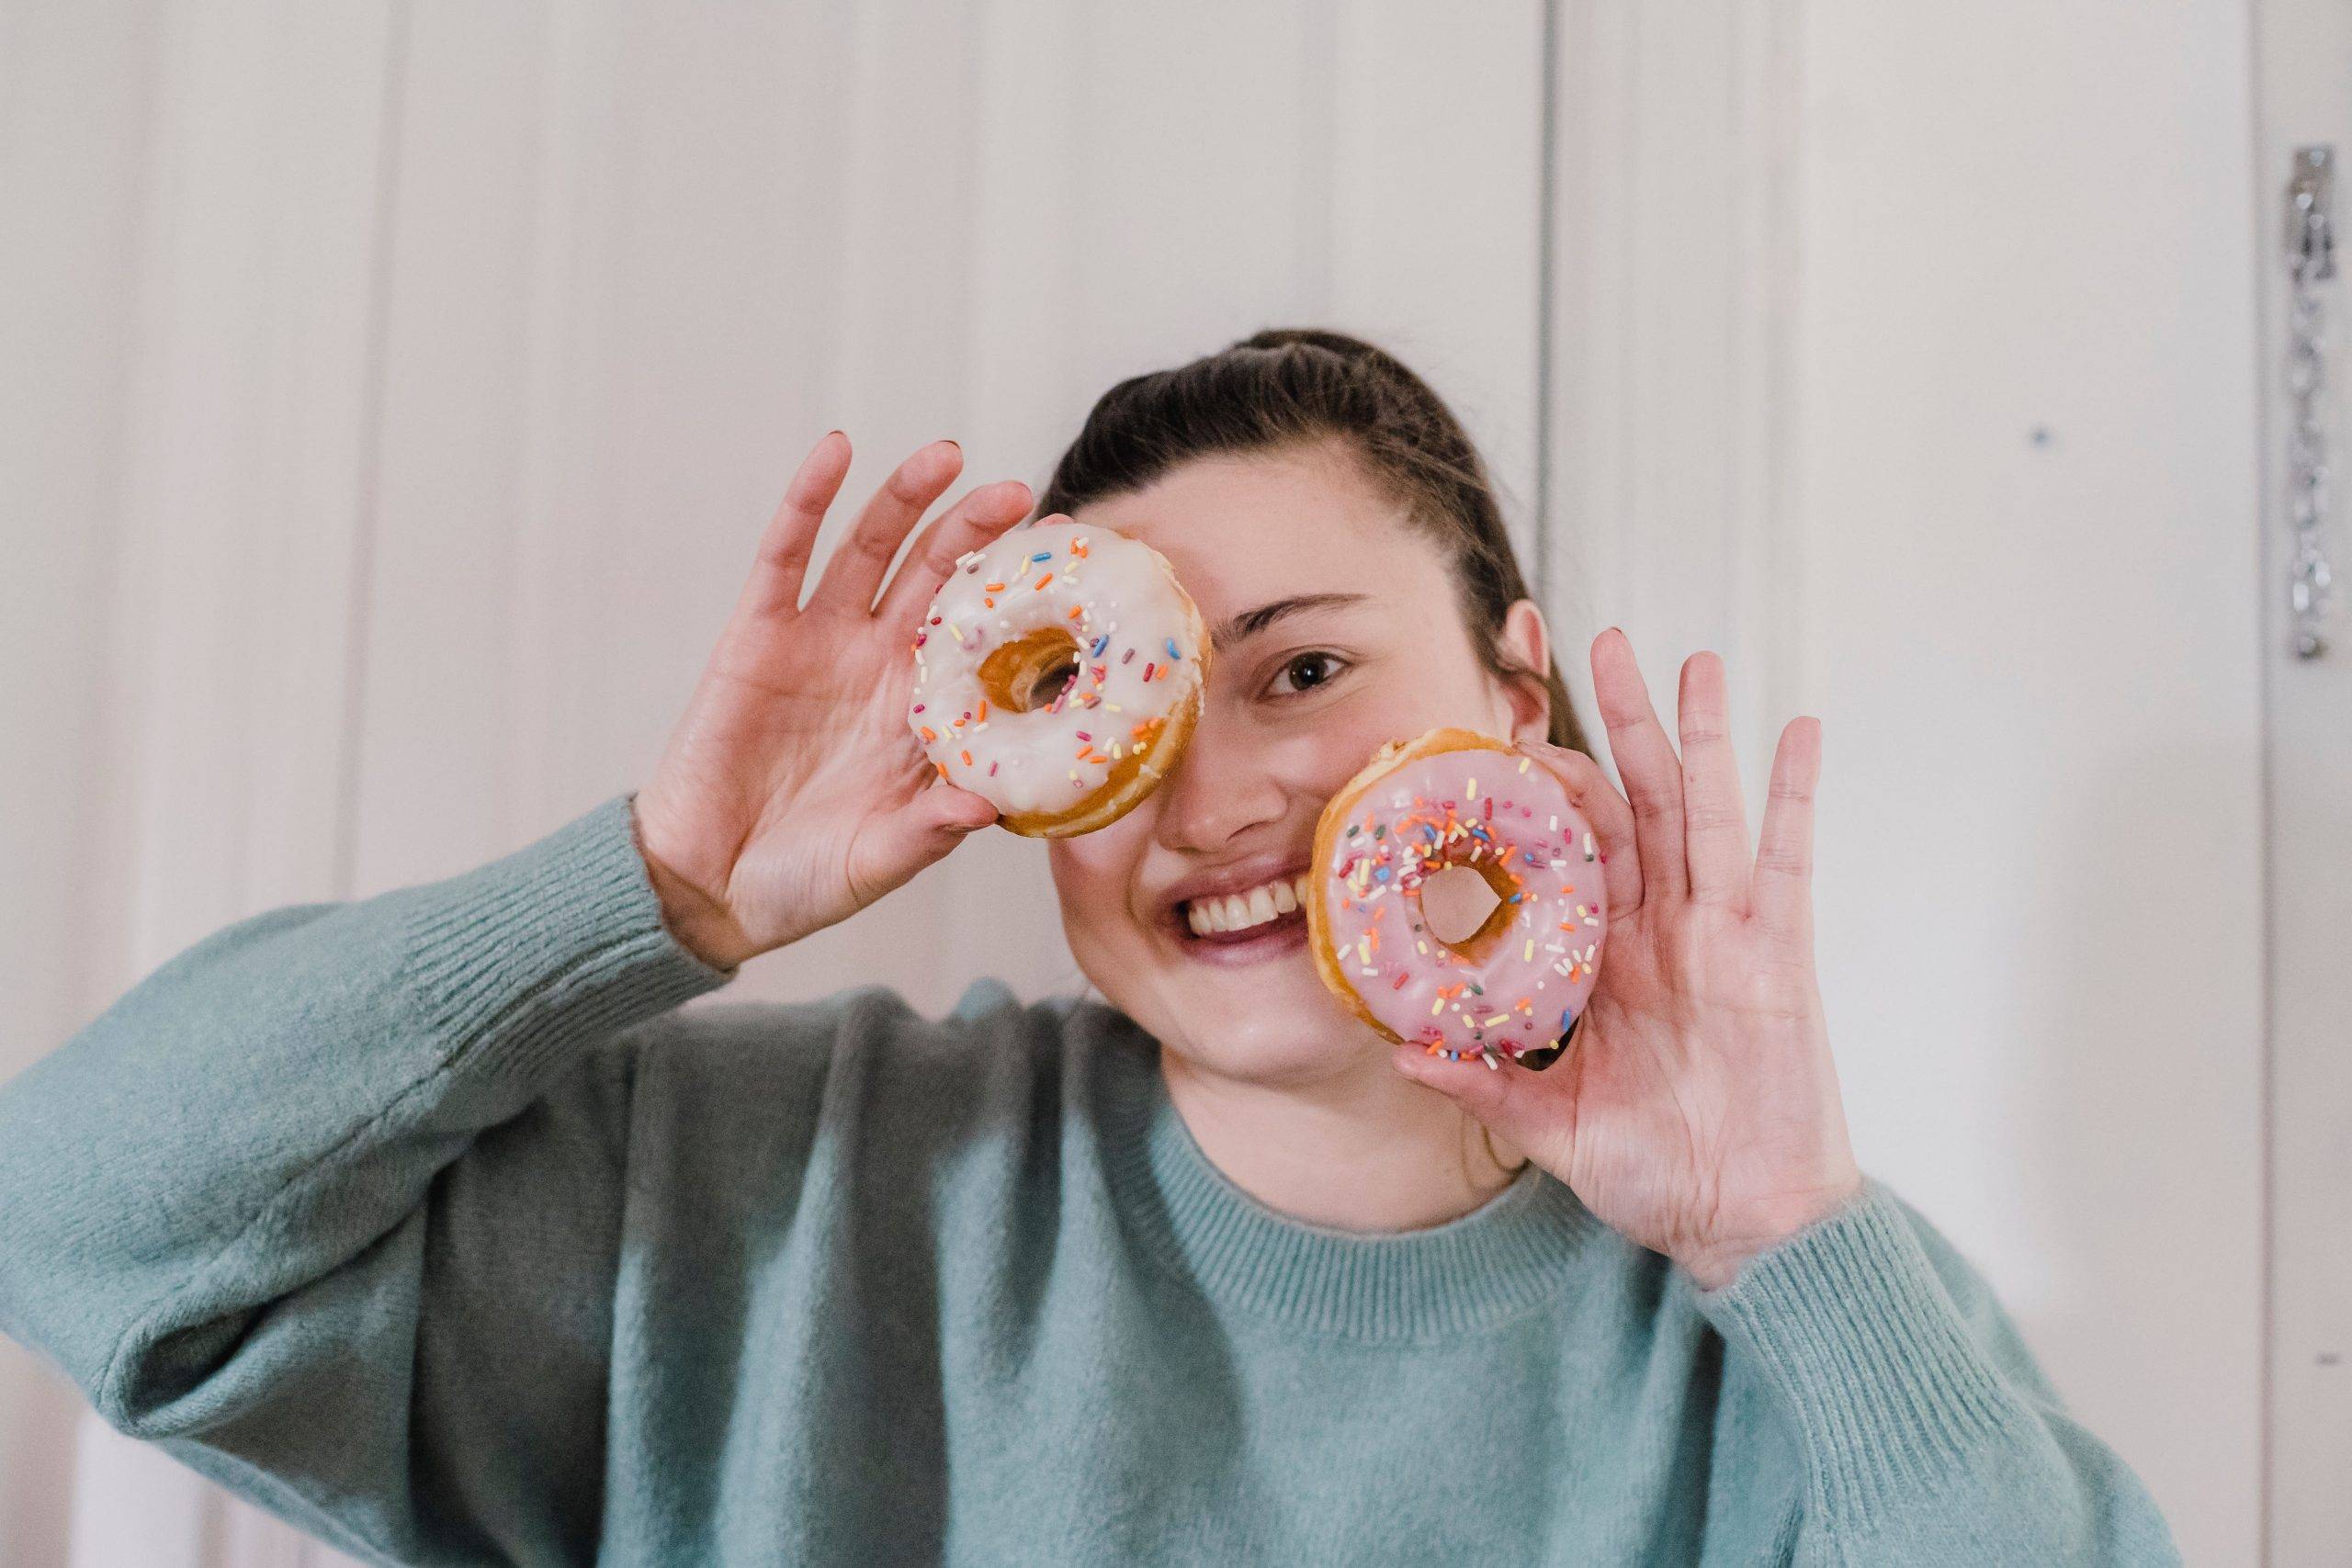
1151;716;1287;853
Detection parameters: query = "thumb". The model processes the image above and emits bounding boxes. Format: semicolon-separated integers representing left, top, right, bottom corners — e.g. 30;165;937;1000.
1390;1039;1568;1157
849;784;1000;899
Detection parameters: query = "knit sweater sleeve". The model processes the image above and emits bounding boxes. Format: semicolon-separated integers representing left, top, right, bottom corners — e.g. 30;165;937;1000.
0;791;742;1566
1687;1178;2182;1566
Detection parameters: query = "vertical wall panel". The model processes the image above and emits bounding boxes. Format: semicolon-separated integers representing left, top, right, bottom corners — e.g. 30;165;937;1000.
1791;6;2263;1562
1328;1;1547;568
2251;0;2352;1557
1545;0;1796;859
6;5;2270;1563
0;9;166;1563
3;4;404;1564
349;0;1545;1021
1547;3;2264;1560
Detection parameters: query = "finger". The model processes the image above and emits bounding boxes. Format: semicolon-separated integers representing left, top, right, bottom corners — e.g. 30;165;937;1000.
1676;651;1752;908
1751;716;1820;946
1511;736;1643;917
809;439;965;614
871;480;1039;630
1590;628;1690;902
731;431;853;623
844;782;1001;907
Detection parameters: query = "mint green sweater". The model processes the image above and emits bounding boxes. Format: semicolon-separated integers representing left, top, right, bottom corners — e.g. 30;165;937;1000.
0;793;2179;1565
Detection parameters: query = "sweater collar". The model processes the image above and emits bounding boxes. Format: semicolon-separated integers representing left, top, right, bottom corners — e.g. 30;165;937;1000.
1082;1004;1601;1342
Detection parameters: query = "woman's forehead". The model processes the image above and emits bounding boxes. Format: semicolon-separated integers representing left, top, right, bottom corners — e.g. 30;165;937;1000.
1068;448;1426;620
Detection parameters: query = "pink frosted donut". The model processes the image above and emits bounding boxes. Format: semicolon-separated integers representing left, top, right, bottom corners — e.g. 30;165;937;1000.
1306;728;1608;1067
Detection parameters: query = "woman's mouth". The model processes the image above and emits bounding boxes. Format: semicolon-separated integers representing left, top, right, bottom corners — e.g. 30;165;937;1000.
1184;873;1311;935
1177;874;1313;965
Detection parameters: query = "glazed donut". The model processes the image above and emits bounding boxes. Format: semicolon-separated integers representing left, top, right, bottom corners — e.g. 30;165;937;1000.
907;518;1212;837
1306;727;1608;1067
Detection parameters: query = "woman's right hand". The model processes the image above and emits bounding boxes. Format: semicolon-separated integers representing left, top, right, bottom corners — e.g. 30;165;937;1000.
629;432;1034;969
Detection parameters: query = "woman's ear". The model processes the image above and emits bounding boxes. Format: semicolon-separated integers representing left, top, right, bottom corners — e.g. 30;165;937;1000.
1496;598;1552;742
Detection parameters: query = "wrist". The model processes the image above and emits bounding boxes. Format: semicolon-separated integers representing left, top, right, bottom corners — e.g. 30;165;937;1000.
1674;1170;1867;1291
628;803;757;972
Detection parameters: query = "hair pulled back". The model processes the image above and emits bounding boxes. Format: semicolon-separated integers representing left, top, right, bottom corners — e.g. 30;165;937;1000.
1036;328;1589;756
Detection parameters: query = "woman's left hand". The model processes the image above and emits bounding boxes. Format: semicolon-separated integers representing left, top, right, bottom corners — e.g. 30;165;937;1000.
1393;628;1862;1290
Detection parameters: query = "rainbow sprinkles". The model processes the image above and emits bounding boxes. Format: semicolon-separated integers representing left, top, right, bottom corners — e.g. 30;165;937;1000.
906;518;1207;834
1315;735;1608;1069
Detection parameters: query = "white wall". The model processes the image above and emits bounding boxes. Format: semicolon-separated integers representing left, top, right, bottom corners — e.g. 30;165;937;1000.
2250;0;2352;1558
2;4;1549;1563
0;3;2278;1564
343;0;1548;1028
0;5;172;1562
1543;8;2266;1561
1796;9;2266;1562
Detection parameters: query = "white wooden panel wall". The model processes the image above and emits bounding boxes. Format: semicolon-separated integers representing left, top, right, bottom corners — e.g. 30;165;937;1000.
2;4;1545;1563
52;6;403;1563
351;0;1546;1027
0;9;164;1564
1577;5;2257;1562
1545;0;1801;827
1;2;2283;1565
2;4;402;1563
2251;0;2352;1559
1800;7;2267;1555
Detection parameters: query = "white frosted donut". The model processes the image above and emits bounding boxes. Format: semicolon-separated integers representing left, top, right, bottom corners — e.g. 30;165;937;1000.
907;518;1212;837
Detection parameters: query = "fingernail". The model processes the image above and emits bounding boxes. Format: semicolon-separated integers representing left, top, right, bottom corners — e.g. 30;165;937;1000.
826;429;843;438
943;438;962;452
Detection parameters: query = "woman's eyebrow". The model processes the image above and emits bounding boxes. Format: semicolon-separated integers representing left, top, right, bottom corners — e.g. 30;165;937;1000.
1210;592;1372;648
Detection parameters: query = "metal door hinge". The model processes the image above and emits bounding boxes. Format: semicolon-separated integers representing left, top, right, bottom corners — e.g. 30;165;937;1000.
2287;146;2337;659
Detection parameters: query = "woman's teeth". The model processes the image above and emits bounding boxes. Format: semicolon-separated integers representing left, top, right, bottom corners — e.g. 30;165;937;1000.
1184;874;1311;936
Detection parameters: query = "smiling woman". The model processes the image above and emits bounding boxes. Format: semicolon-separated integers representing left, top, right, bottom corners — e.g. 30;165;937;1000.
1032;336;1579;1223
0;331;2183;1563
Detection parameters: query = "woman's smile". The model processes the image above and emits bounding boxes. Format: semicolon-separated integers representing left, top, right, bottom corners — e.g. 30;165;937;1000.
1159;856;1315;964
1179;911;1310;964
1044;438;1552;1089
1174;891;1312;964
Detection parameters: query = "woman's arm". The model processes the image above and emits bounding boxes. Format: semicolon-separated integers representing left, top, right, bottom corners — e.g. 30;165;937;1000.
1393;632;2180;1559
0;793;733;1563
0;433;1029;1562
1690;1179;2180;1566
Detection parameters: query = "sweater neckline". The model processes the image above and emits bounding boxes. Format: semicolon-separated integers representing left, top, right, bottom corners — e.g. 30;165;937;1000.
1087;1007;1600;1342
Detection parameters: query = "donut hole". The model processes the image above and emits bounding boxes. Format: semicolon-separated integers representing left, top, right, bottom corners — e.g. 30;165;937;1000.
1417;862;1516;961
978;627;1083;713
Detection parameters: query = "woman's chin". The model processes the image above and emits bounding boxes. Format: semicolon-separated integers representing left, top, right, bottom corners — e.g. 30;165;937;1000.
1160;951;1383;1075
1080;912;1382;1071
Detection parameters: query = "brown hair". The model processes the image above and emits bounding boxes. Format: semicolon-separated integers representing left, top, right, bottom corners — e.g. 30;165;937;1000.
1035;327;1589;758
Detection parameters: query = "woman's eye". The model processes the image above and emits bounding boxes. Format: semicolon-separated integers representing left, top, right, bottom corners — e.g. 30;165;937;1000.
1266;651;1348;697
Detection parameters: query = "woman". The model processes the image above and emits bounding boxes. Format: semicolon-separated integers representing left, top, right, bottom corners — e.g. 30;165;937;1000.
0;331;2177;1564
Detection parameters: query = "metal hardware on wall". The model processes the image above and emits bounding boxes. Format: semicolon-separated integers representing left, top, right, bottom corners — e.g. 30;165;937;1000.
2286;144;2337;658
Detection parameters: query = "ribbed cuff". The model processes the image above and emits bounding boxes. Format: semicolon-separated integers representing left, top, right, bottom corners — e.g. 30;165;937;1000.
396;791;740;1087
1687;1179;2025;1527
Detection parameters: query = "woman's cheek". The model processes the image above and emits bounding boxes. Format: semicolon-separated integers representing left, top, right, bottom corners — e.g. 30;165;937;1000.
1304;727;1377;795
1049;815;1159;936
1297;695;1418;784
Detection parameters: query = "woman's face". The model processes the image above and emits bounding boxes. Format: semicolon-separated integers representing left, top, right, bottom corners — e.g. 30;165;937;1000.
1047;440;1552;1087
